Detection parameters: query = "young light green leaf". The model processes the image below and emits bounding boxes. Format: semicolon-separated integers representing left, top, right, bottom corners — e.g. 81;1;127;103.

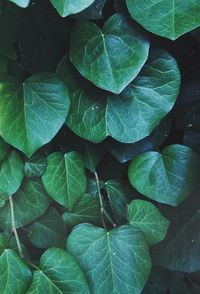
67;224;151;294
126;0;200;40
0;73;70;158
24;152;47;178
70;13;149;94
28;207;67;248
0;178;50;230
62;194;101;229
42;151;87;210
61;48;180;143
9;0;30;8
26;248;90;294
127;200;170;245
50;0;95;17
0;249;32;294
0;136;9;161
0;150;23;196
128;145;200;206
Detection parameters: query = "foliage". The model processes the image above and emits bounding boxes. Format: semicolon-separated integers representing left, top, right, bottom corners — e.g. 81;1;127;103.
0;0;200;293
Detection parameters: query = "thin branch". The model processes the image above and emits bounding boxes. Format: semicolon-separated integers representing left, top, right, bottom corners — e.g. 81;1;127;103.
9;196;23;258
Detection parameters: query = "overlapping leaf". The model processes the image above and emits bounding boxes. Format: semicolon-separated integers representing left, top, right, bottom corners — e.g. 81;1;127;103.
50;0;95;17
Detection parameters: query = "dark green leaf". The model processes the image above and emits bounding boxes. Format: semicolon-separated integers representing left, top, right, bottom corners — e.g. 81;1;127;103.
128;144;200;206
0;136;9;161
0;73;70;157
67;224;151;294
62;194;101;229
104;180;132;224
28;207;67;248
0;249;32;294
127;199;170;245
0;178;50;230
26;247;90;294
0;233;29;258
42;151;87;210
50;0;95;17
0;151;23;196
24;152;47;178
82;142;105;172
126;0;200;40
70;13;149;94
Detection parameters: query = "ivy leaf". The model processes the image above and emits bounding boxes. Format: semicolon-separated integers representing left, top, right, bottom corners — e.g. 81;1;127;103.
70;13;149;94
0;136;9;161
28;207;67;248
0;178;50;230
82;142;105;172
0;233;29;259
62;48;180;143
128;144;200;206
67;224;151;294
73;0;106;20
127;200;170;245
9;0;30;8
0;73;70;158
42;151;87;210
0;151;23;196
0;249;32;294
50;0;95;17
104;180;132;224
24;152;47;178
62;194;101;229
26;248;90;294
126;0;200;40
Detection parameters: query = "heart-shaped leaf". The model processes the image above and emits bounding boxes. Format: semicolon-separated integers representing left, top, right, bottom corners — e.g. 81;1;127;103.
0;249;32;294
50;0;95;17
0;73;70;158
59;48;180;143
67;224;151;294
42;151;87;210
0;178;50;230
127;199;170;245
26;248;90;294
70;13;150;94
128;144;200;206
28;207;67;248
0;150;23;196
126;0;200;40
62;194;101;229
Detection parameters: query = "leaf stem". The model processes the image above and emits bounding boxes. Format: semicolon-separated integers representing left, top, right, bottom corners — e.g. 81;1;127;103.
9;196;23;258
94;172;116;229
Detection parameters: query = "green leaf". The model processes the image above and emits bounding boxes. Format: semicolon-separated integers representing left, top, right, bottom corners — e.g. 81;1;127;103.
104;180;132;224
62;194;101;229
50;0;95;17
0;249;32;294
128;144;200;206
73;0;106;20
24;152;47;178
0;73;70;157
42;151;87;210
28;207;67;248
0;233;29;258
0;150;23;196
26;248;90;294
70;13;149;94
0;136;9;161
126;0;200;40
127;200;170;245
82;142;105;172
67;224;151;294
9;0;30;8
0;178;50;230
62;48;180;143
